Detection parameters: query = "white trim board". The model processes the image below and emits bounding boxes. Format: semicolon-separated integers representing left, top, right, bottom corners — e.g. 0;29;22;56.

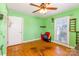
53;41;75;49
7;38;40;46
7;37;75;49
22;38;40;44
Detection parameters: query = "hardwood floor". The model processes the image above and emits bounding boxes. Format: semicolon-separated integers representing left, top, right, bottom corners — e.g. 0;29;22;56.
7;40;79;56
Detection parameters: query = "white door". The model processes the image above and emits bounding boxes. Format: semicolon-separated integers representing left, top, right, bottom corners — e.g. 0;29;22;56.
54;16;69;45
8;16;23;46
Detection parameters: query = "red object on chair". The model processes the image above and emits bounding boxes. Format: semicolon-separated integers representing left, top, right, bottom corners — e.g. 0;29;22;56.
41;32;51;41
45;32;51;39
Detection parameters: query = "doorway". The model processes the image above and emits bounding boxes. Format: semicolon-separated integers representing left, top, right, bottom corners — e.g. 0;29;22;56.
54;16;69;45
7;16;23;46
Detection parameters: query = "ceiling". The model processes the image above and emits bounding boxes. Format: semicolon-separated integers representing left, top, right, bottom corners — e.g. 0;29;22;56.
7;3;79;17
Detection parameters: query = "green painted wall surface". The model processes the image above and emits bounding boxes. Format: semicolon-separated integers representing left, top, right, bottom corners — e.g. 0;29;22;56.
0;3;79;56
8;10;47;41
46;7;79;47
0;4;7;13
0;3;7;55
8;7;79;47
43;18;54;42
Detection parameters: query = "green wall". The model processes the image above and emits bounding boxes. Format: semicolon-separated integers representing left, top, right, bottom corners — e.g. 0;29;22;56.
0;3;79;56
46;7;79;47
8;9;47;41
0;3;7;55
42;18;54;42
8;7;79;47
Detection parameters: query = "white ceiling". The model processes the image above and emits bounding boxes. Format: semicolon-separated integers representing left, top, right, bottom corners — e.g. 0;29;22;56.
7;3;79;17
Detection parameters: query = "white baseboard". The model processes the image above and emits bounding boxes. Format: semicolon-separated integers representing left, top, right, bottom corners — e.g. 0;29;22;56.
53;41;75;49
7;38;40;46
22;38;40;43
7;38;75;49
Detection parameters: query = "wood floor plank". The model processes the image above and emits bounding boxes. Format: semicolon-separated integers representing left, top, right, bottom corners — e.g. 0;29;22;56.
7;40;79;56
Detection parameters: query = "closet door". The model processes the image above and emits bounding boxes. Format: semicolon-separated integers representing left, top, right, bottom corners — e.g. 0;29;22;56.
8;16;23;46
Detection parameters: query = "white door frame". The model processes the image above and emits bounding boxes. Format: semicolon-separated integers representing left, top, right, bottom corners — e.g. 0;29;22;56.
7;16;24;46
54;16;70;45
